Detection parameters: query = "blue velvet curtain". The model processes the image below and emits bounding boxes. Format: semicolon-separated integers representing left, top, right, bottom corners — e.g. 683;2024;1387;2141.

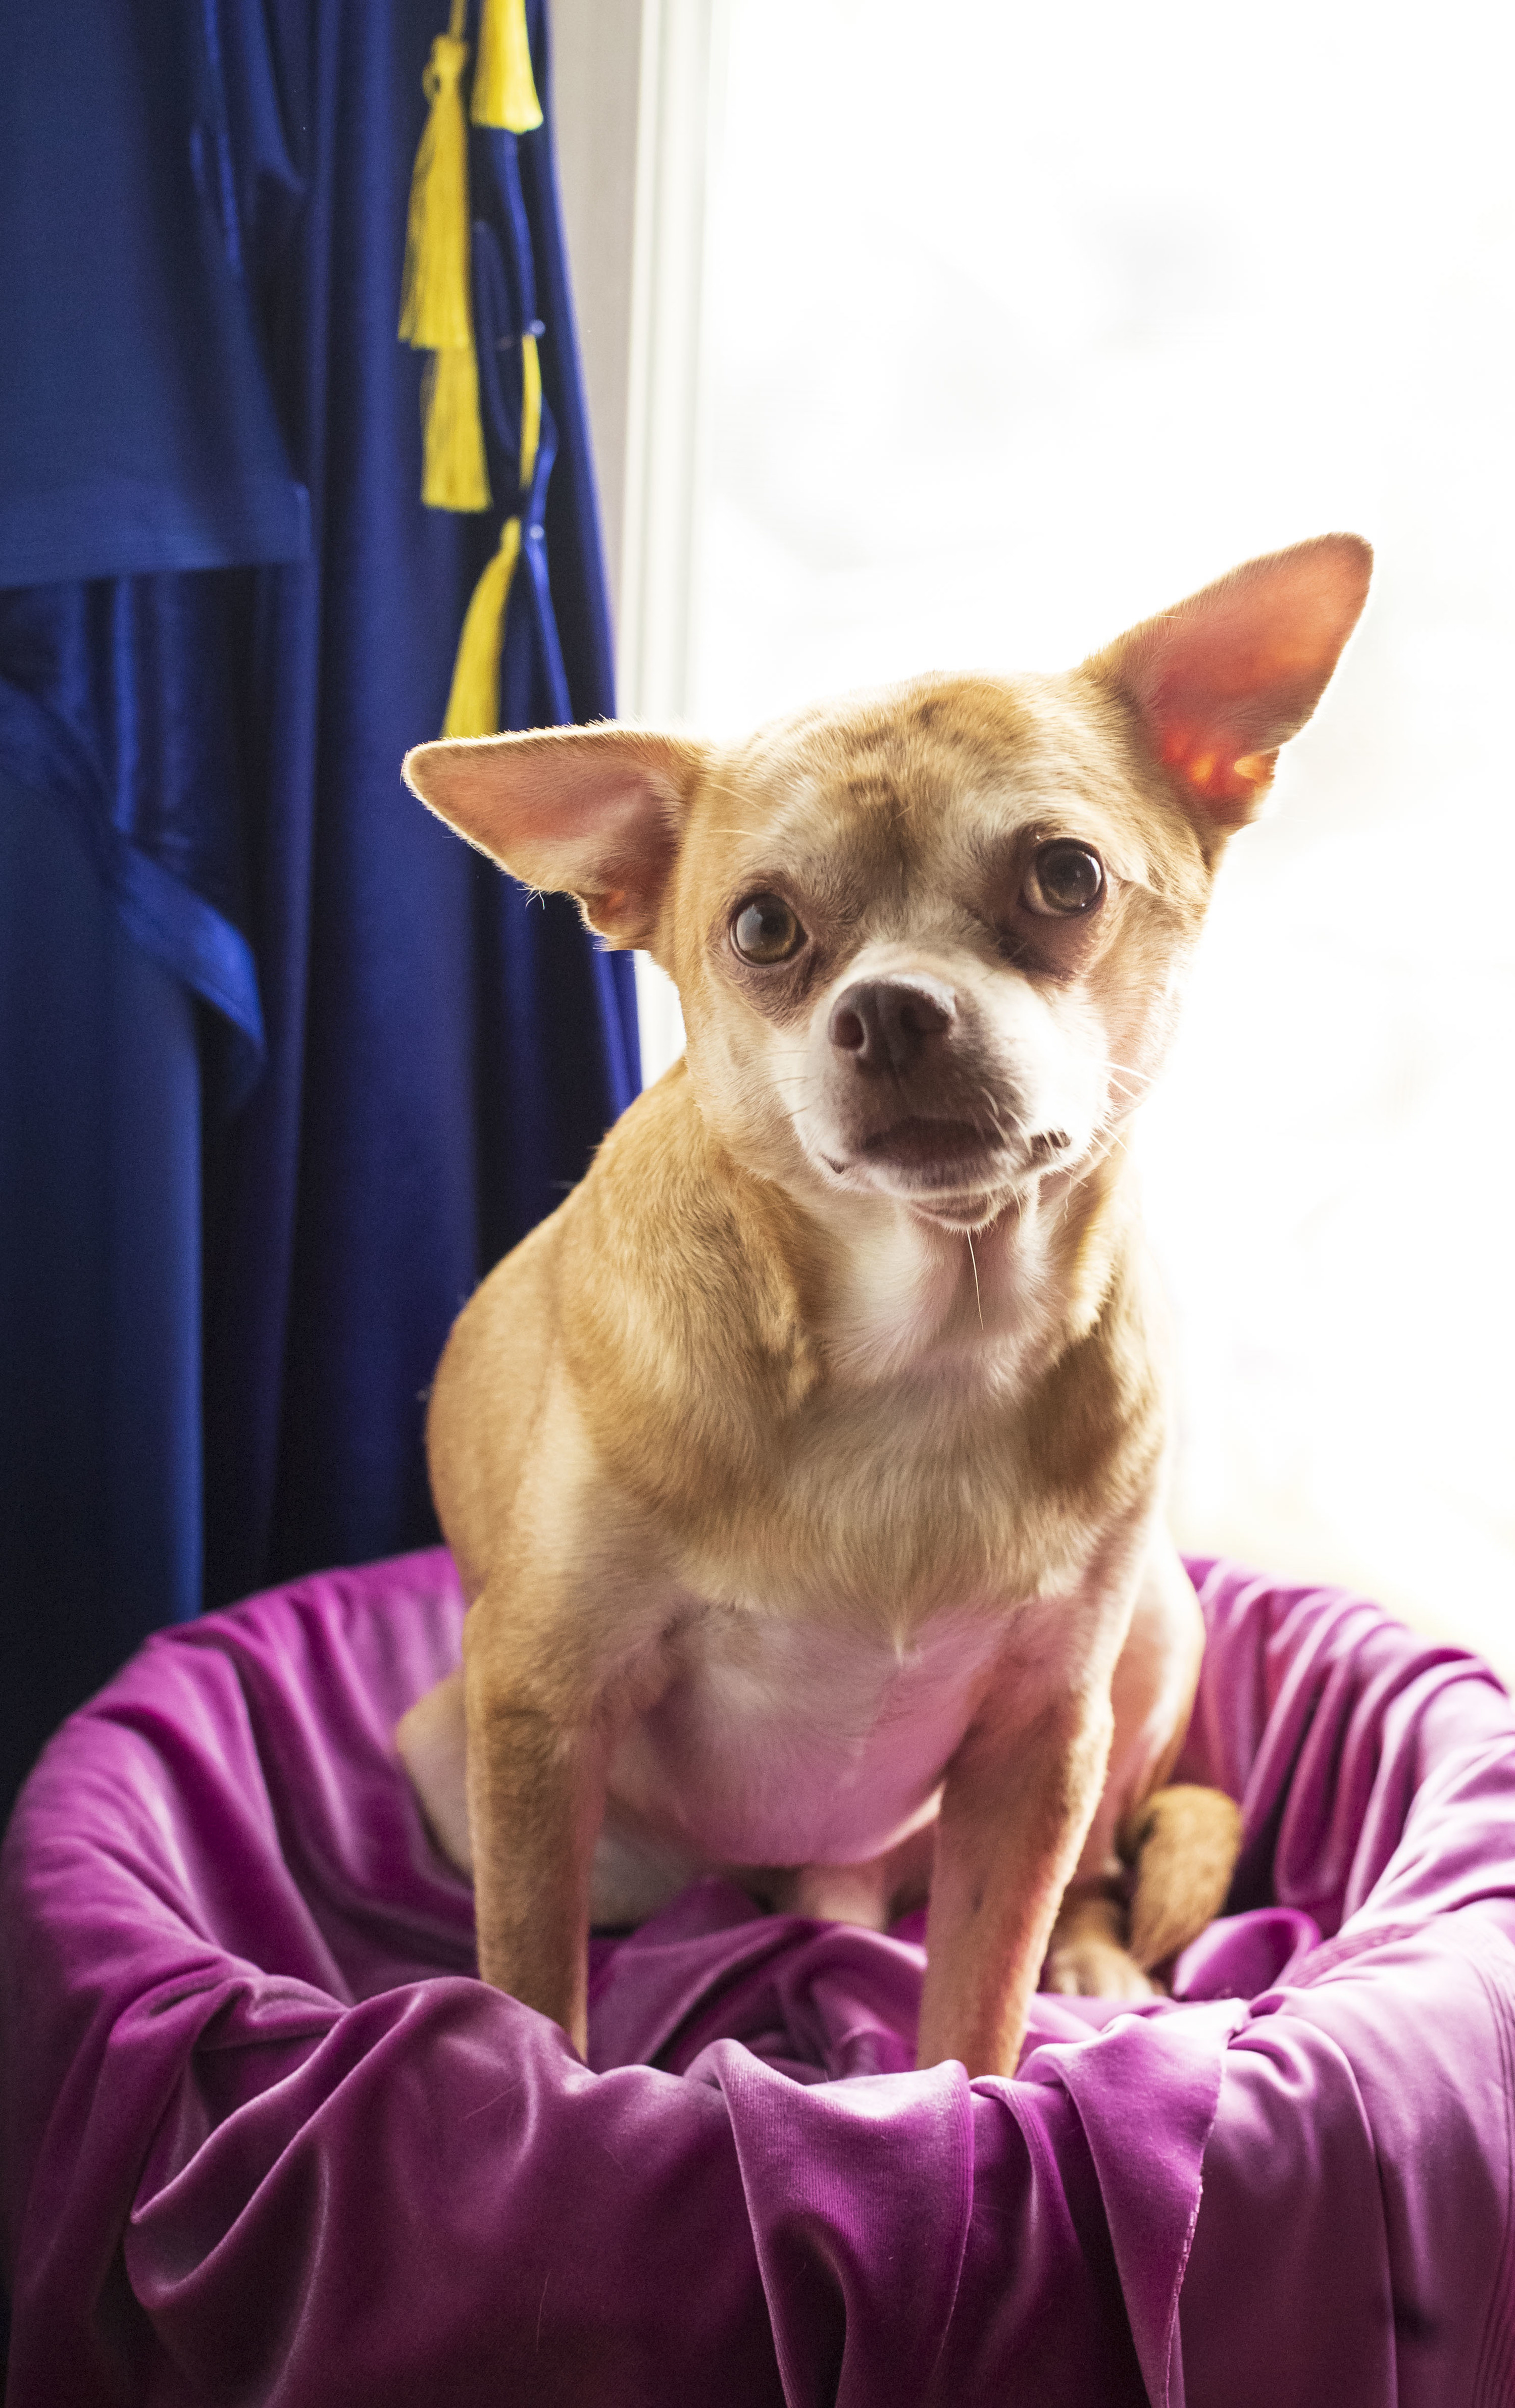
0;0;640;1814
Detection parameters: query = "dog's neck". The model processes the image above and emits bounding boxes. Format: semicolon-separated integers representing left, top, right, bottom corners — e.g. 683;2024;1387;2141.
754;1138;1136;1400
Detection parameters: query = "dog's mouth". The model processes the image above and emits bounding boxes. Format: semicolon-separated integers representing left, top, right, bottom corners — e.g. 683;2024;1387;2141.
858;1117;1000;1171
821;1116;1011;1194
817;1112;1075;1220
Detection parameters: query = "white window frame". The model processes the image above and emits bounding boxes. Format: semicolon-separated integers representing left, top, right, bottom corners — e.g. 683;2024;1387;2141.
552;0;724;1081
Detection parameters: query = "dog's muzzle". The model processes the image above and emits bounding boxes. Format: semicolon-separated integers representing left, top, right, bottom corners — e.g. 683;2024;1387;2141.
817;973;1030;1193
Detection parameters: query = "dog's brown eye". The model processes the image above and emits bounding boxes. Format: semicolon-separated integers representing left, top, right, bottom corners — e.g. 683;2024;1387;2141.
1022;842;1104;917
732;894;805;963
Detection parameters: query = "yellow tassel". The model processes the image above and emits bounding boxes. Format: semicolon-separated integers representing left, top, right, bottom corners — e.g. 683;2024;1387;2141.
443;517;523;735
471;0;543;131
398;31;473;349
400;7;491;511
421;346;491;511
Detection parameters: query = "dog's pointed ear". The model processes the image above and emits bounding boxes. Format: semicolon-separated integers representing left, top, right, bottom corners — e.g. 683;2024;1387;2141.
1086;533;1372;826
402;725;709;947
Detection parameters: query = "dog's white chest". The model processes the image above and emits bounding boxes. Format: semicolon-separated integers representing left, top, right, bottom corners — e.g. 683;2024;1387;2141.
607;1600;1006;1870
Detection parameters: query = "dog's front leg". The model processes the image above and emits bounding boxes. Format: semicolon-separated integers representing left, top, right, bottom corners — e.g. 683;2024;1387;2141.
917;1679;1116;2078
461;1468;671;2055
462;1593;613;2055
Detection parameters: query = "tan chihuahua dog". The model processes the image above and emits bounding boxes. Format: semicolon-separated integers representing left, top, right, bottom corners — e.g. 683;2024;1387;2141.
397;534;1370;2078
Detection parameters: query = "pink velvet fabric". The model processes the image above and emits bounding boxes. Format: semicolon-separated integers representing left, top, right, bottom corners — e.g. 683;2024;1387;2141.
3;1551;1513;2405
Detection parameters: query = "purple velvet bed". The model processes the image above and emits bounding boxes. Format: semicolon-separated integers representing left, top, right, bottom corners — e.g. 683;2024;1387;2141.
3;1550;1512;2405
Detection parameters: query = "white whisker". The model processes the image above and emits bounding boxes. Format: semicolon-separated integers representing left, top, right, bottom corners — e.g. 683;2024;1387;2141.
966;1231;984;1330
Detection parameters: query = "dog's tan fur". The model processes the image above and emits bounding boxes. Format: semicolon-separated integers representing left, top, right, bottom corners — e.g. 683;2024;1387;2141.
397;535;1370;2076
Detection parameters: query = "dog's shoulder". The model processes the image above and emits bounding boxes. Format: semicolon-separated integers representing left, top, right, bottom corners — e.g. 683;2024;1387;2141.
565;1061;823;1392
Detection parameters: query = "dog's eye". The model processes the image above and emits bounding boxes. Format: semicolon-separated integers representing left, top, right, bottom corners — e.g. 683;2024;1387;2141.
732;895;805;963
1021;842;1105;917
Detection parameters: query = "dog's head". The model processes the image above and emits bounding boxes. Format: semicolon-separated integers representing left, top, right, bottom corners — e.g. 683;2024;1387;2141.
405;535;1370;1231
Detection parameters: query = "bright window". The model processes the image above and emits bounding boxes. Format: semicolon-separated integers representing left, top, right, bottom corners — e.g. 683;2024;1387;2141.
639;0;1515;1670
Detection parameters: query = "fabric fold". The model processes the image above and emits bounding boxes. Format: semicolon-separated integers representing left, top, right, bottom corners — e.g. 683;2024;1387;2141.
0;0;308;588
1019;2000;1246;2408
0;675;266;1105
706;2043;974;2408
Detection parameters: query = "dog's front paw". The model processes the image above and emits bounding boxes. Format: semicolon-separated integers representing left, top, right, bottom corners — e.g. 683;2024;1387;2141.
1043;1886;1156;2000
1043;1932;1156;2001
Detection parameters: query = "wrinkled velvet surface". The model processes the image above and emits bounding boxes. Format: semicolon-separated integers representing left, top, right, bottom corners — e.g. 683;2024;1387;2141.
4;1556;1513;2405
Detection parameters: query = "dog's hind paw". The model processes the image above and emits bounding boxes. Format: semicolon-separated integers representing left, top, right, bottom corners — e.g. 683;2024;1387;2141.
1121;1782;1243;1973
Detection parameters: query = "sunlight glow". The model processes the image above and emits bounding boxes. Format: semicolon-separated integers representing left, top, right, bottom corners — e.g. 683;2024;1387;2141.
666;0;1515;1669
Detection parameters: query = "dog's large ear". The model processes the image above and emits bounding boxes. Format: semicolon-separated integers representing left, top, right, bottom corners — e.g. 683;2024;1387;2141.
1086;533;1372;826
402;725;709;947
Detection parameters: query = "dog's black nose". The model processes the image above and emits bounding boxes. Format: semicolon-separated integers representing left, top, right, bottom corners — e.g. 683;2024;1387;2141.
828;977;955;1073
